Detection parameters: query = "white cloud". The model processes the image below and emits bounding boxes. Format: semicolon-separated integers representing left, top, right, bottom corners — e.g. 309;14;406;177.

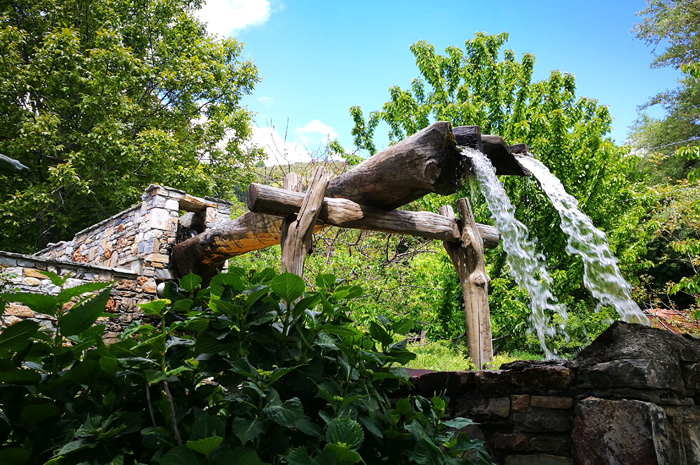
248;125;312;166
256;95;275;107
197;0;271;36
294;119;338;140
248;119;340;166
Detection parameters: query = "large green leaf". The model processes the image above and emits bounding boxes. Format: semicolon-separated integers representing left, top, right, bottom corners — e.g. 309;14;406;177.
138;299;170;317
0;320;39;351
214;447;268;465
0;447;30;465
154;445;202;465
0;293;56;316
59;287;112;337
270;273;305;303
263;397;305;428
179;273;203;293
232;418;265;445
283;447;317;465
325;417;364;449
210;271;245;297
57;281;112;305
0;366;41;384
186;436;223;459
322;444;362;464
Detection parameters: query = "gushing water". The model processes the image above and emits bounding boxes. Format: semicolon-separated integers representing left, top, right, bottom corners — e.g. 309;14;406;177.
517;155;647;325
461;148;567;357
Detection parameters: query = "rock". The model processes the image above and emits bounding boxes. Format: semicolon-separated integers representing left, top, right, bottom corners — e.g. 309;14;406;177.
574;321;700;367
511;394;530;411
530;396;573;409
454;396;510;419
512;407;571;433
577;359;684;391
572;397;678;465
506;362;573;390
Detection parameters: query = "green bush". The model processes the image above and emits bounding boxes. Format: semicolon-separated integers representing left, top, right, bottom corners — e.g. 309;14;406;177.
0;269;493;465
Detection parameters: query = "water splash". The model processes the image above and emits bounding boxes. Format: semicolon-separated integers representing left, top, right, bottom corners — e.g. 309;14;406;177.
461;148;567;357
517;155;647;325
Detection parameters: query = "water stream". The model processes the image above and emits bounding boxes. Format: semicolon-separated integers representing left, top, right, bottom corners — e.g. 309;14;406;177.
516;155;647;325
461;148;567;357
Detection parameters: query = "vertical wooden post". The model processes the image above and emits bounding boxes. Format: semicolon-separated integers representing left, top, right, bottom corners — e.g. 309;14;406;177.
280;167;330;277
438;199;493;369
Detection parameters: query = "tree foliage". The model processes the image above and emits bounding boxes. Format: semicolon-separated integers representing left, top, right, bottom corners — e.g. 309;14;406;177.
0;269;493;464
347;33;634;354
0;0;262;252
622;1;700;314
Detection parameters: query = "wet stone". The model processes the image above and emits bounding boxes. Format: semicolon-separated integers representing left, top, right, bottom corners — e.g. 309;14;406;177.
512;407;571;433
572;397;676;465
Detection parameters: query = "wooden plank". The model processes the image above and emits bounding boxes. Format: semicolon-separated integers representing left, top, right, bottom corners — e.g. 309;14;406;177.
439;199;493;369
247;182;500;249
280;167;330;276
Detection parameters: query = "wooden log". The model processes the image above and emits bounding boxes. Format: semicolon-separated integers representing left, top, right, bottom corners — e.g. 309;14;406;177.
279;172;304;264
439;199;493;369
280;167;330;276
170;212;283;282
171;122;529;279
324;122;470;209
453;126;530;176
247;182;500;249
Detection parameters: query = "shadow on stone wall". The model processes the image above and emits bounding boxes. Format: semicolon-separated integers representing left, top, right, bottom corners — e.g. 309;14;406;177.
408;322;700;465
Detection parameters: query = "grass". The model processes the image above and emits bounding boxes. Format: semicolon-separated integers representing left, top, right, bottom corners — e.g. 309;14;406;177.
406;340;543;371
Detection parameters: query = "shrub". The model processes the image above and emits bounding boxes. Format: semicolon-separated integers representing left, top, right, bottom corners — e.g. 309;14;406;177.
0;269;493;464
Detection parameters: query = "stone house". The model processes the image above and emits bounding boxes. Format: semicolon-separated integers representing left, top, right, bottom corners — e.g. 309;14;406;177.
0;184;231;338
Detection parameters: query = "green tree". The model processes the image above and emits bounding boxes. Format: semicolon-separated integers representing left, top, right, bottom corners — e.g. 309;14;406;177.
348;33;636;353
625;0;700;314
0;0;262;252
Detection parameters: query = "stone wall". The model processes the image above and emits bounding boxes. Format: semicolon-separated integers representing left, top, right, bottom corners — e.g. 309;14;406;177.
34;184;231;279
1;185;232;337
0;251;155;341
409;322;700;465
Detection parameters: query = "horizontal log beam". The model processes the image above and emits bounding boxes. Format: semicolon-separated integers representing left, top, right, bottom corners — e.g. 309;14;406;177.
247;183;500;248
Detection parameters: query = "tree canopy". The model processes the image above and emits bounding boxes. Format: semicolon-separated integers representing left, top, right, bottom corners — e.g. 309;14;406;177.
0;0;262;252
341;33;636;353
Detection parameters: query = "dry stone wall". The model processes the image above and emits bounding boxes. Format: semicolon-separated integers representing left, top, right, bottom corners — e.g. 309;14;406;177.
409;322;700;465
1;185;232;337
35;184;231;279
0;251;155;342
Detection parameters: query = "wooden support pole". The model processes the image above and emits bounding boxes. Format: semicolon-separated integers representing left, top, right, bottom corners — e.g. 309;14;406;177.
280;172;304;264
280;167;330;277
439;199;493;370
247;182;500;249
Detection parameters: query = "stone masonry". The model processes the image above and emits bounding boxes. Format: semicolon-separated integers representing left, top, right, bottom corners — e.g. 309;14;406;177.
35;184;231;279
1;185;231;337
409;322;700;465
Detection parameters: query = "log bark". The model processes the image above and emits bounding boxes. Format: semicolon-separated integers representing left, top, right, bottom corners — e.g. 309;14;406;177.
279;172;304;264
453;126;530;176
172;122;525;279
324;122;470;209
439;199;493;370
170;212;283;282
247;182;500;249
280;167;330;276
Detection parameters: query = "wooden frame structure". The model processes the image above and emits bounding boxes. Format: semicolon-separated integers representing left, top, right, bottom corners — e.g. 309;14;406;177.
172;122;529;368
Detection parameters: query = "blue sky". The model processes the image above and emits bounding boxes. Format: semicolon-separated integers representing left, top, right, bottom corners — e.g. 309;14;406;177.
198;1;678;164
